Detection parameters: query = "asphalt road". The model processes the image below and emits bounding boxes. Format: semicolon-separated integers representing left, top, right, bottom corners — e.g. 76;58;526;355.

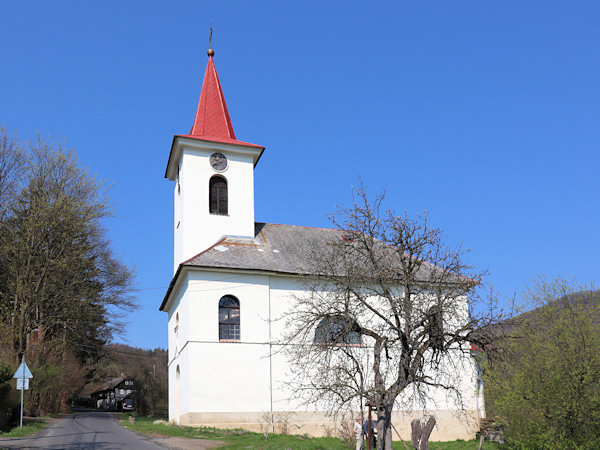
0;410;166;449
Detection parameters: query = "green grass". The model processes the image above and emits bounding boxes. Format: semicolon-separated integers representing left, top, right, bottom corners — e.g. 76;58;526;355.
0;418;47;437
394;440;504;449
117;414;347;448
117;413;505;449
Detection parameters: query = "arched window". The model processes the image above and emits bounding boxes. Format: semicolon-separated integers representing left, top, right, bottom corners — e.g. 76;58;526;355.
426;305;444;351
209;176;228;215
314;316;361;345
219;295;240;340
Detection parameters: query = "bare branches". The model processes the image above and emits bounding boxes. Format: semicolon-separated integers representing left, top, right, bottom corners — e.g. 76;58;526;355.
0;127;24;220
282;185;500;448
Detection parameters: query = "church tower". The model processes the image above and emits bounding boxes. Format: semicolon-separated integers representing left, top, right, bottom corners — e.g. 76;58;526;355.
165;48;264;271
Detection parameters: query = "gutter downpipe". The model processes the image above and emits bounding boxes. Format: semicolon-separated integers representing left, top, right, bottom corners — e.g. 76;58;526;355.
268;277;274;434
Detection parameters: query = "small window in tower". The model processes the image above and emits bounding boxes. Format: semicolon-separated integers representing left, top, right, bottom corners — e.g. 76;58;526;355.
209;176;228;215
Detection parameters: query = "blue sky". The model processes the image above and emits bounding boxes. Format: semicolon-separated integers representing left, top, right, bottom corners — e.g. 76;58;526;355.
1;1;598;350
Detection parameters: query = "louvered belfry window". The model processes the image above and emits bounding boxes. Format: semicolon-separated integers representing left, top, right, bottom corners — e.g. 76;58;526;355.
219;295;240;340
209;176;228;215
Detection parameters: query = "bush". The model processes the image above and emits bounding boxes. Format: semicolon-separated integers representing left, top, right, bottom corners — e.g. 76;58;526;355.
0;362;19;429
26;350;85;416
485;278;600;449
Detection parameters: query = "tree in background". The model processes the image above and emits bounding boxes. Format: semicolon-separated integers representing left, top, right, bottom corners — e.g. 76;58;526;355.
0;360;18;429
282;187;498;449
0;321;19;428
0;130;136;415
105;345;168;416
0;127;24;220
485;278;600;448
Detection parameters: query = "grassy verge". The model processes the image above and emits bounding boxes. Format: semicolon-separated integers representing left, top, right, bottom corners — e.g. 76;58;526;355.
0;418;47;438
117;413;505;449
394;441;504;449
117;414;347;448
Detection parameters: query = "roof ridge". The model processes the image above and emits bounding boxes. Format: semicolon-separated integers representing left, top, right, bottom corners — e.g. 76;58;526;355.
176;134;263;149
181;237;228;265
261;222;339;232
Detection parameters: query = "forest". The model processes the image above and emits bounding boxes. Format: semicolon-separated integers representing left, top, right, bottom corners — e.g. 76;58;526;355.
0;128;165;427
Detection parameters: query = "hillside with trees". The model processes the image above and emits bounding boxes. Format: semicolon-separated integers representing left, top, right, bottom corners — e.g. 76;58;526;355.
0;128;145;425
95;344;168;416
484;279;600;448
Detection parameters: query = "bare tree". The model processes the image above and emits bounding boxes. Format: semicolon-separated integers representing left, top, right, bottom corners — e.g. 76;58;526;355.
282;186;498;449
0;127;24;220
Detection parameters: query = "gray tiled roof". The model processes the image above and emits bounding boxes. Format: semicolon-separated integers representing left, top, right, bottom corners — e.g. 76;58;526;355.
183;223;343;275
160;222;449;311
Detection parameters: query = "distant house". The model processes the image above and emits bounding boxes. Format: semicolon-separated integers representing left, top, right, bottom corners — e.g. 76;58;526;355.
90;377;134;410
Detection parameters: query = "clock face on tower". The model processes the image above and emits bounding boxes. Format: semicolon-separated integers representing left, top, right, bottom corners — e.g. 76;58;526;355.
209;153;228;172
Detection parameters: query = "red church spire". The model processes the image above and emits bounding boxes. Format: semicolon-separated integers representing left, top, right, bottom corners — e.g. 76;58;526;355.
166;42;264;181
189;49;237;140
180;46;261;149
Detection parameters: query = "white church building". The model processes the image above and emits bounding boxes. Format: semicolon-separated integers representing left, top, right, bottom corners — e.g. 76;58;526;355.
160;48;484;440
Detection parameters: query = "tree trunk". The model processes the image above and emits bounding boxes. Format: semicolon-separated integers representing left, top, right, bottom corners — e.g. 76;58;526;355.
377;404;394;450
411;416;436;450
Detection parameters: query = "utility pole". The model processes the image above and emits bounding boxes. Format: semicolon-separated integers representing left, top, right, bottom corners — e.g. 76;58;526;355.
20;366;24;427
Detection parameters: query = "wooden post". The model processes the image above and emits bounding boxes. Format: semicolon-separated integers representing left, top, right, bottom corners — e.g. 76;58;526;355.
410;419;421;448
367;405;373;450
411;416;436;450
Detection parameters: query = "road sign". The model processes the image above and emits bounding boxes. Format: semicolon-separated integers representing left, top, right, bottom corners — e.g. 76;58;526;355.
13;360;33;379
13;358;33;428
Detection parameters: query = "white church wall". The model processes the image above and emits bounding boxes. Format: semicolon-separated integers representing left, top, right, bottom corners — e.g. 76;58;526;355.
177;344;192;420
268;277;311;413
172;270;272;415
267;276;305;344
167;271;187;422
187;342;272;413
173;159;183;274
167;271;190;360
267;282;481;439
184;270;270;342
167;269;482;438
175;143;256;270
267;276;480;414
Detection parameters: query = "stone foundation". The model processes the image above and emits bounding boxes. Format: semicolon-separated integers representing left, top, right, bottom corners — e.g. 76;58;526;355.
178;409;481;441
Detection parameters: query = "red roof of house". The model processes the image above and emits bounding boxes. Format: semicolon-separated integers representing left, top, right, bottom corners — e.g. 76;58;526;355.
188;55;261;149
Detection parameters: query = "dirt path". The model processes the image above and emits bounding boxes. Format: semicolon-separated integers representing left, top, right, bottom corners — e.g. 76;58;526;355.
148;435;225;449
